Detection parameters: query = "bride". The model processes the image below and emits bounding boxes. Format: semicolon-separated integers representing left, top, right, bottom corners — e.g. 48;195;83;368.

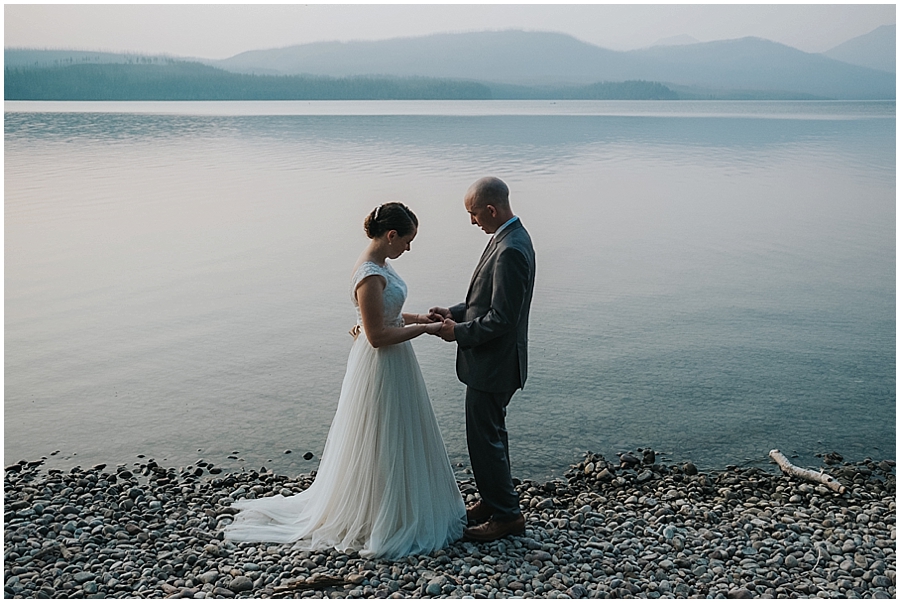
224;202;466;558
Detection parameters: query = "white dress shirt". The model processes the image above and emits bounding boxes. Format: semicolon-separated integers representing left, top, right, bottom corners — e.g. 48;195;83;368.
494;215;519;237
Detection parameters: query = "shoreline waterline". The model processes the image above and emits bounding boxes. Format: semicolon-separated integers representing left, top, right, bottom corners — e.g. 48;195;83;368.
5;99;896;119
4;450;895;599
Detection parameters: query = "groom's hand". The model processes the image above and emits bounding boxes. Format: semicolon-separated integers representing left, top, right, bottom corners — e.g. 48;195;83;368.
428;306;451;322
423;321;444;335
439;318;457;342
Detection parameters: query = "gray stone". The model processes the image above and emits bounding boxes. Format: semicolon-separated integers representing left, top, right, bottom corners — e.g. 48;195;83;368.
727;588;753;599
124;522;141;535
229;576;253;593
567;585;587;598
73;572;96;585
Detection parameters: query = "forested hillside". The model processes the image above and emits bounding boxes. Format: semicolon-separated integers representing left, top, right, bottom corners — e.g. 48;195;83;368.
491;80;678;100
4;61;492;100
5;59;680;101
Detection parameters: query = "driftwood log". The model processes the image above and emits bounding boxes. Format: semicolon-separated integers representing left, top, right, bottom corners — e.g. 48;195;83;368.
272;574;357;596
769;449;847;494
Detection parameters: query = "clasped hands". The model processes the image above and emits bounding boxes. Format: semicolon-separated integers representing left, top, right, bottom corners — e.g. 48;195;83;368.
420;307;456;341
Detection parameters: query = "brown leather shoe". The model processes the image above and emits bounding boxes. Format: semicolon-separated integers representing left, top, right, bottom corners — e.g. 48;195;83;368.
466;500;494;523
463;514;525;542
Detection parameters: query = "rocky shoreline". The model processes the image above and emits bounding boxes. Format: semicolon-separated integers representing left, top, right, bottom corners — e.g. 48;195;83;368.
4;451;895;599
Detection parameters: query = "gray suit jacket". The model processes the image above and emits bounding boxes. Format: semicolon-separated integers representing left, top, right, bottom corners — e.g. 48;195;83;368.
450;219;536;393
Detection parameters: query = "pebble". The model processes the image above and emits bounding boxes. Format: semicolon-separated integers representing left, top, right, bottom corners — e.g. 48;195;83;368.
228;576;253;592
3;450;895;599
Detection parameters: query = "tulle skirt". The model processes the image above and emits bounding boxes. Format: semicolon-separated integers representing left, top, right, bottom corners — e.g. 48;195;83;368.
224;333;466;558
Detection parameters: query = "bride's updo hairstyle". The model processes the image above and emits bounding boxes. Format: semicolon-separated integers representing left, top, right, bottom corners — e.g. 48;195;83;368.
364;202;418;239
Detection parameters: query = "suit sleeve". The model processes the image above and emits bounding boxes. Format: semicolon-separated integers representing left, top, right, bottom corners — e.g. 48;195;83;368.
454;245;530;349
449;302;467;323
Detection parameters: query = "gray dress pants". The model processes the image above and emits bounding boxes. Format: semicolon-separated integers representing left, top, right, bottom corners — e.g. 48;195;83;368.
465;387;521;522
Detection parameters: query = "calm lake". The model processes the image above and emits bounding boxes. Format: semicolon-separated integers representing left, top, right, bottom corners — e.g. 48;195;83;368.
5;100;896;481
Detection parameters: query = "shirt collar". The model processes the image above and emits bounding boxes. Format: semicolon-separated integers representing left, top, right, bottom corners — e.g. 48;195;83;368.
494;215;519;236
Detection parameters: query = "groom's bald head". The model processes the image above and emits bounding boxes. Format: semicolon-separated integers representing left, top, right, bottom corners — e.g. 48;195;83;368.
464;177;514;234
467;177;510;211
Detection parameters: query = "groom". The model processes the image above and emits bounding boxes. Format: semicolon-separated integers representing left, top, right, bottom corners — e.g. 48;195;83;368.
430;176;536;542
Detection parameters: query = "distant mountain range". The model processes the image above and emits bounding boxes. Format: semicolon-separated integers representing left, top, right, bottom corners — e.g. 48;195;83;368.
5;26;895;101
209;29;894;100
824;24;895;74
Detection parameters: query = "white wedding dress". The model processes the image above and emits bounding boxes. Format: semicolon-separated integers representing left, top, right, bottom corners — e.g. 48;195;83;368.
224;261;466;558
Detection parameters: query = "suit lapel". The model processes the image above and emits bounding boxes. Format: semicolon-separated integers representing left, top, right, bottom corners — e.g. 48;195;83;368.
470;238;497;283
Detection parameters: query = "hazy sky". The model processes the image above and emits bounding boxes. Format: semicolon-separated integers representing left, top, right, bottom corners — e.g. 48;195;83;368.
5;4;896;59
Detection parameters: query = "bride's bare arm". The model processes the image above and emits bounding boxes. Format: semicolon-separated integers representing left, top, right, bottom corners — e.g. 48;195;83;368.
403;312;440;325
357;277;441;347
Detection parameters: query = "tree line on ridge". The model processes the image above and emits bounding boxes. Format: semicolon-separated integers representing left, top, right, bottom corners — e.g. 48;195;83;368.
5;61;679;101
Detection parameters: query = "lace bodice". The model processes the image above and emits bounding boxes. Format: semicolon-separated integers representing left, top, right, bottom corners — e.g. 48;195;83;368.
352;261;407;328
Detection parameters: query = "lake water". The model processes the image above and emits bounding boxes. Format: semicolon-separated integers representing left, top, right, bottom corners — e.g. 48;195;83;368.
5;100;895;481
